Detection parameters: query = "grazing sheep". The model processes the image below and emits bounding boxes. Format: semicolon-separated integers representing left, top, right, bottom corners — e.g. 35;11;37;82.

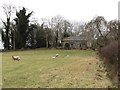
12;56;21;61
52;56;56;59
66;55;69;57
55;54;59;57
52;53;59;59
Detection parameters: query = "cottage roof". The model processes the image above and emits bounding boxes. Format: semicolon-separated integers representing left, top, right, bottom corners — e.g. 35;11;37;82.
63;36;86;41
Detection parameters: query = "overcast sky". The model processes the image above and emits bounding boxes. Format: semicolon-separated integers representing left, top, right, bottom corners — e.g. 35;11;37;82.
0;0;119;23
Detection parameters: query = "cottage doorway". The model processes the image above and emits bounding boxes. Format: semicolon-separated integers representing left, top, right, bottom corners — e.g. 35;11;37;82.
64;43;70;49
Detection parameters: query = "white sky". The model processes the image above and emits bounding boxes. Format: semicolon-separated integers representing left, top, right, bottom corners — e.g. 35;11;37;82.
0;0;119;23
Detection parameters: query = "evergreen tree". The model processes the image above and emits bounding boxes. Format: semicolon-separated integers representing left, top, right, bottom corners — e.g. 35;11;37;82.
15;7;33;49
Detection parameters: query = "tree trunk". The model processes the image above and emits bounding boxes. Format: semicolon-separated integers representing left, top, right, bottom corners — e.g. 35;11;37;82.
5;30;9;50
46;33;48;48
5;18;10;50
12;30;15;50
56;30;59;48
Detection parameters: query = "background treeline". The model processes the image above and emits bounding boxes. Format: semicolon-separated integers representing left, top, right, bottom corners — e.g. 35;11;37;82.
0;4;118;51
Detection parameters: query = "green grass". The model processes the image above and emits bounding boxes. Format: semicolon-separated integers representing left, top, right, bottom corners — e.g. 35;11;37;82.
2;49;113;88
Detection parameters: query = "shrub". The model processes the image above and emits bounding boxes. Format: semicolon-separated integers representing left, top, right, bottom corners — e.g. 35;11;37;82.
98;40;118;86
100;41;118;64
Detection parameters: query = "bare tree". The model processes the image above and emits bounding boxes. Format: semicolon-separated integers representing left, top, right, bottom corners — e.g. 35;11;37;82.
41;18;52;48
107;20;118;41
50;15;73;48
2;4;15;50
84;16;109;48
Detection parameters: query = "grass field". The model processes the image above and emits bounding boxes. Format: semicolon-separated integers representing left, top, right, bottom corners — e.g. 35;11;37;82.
2;49;114;88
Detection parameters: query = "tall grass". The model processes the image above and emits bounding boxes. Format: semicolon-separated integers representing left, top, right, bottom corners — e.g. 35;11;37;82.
2;49;113;88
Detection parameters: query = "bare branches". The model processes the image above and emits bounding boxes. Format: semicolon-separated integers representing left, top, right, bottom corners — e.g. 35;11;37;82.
2;4;15;19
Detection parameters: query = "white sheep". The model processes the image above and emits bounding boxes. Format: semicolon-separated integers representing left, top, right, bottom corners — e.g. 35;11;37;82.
12;56;21;61
66;55;69;57
55;53;59;57
52;53;59;59
52;56;56;59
